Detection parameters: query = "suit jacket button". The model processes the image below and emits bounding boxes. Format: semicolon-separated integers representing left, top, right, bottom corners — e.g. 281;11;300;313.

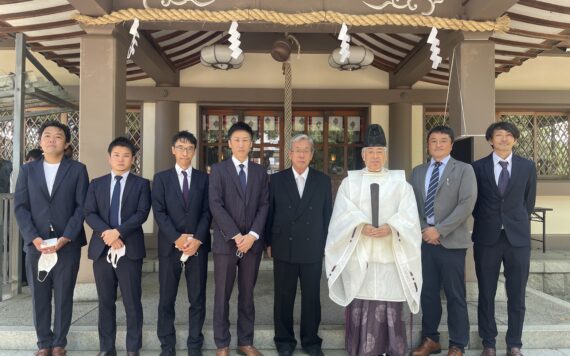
289;237;293;241
309;206;312;210
288;205;292;209
306;222;309;225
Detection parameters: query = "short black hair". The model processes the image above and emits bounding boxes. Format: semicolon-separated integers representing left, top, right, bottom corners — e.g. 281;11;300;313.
427;125;455;143
485;121;520;141
25;148;43;161
227;121;253;140
107;136;137;155
172;130;197;147
39;120;71;143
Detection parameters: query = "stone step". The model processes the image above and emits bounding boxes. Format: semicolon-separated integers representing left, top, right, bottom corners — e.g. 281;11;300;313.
5;351;570;356
1;324;570;351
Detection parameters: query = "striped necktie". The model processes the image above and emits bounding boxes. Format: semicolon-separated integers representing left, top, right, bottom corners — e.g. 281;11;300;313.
424;161;441;220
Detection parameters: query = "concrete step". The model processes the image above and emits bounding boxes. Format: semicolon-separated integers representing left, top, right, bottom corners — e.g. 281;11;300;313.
5;351;570;356
2;324;570;351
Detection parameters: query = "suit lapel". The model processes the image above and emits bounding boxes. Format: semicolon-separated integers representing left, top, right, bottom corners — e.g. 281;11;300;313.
294;168;317;219
484;153;501;197
34;159;50;200
226;159;245;201
503;155;518;197
188;169;200;208
419;163;429;201
436;158;454;193
284;168;301;205
121;173;134;209
49;157;71;199
102;174;112;221
170;168;186;208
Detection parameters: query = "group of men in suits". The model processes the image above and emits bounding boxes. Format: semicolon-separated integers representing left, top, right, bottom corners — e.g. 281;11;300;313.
15;120;333;356
410;123;536;356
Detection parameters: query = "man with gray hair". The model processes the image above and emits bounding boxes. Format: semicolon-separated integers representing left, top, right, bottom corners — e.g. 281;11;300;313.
265;134;333;356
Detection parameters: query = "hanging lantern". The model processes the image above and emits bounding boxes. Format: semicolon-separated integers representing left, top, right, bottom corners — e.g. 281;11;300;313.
328;46;374;71
200;44;244;70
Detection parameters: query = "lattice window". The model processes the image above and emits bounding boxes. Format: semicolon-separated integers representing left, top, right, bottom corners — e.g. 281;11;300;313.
0;111;80;162
499;112;569;179
125;110;143;175
0;117;13;161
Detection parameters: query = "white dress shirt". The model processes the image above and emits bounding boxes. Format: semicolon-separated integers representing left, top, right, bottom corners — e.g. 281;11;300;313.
231;156;258;240
292;167;309;198
175;164;192;191
43;161;60;196
492;152;513;185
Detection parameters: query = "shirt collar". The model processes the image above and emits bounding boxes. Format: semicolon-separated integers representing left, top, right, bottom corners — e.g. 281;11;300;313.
111;171;129;182
292;167;309;180
232;156;249;169
430;155;451;167
175;164;192;176
492;152;513;166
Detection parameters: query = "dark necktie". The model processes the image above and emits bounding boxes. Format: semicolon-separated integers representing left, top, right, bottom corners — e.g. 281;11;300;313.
110;175;122;228
181;170;189;206
239;164;247;194
424;161;441;219
498;161;510;196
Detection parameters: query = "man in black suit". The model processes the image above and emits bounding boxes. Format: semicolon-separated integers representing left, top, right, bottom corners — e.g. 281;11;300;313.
472;122;537;356
153;131;211;356
265;134;332;356
14;120;89;356
209;122;269;356
85;137;151;356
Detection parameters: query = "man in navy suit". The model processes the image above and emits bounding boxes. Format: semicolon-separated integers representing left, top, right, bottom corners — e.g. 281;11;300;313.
153;131;211;356
265;134;332;356
85;137;151;356
472;122;537;356
15;120;89;356
209;122;269;356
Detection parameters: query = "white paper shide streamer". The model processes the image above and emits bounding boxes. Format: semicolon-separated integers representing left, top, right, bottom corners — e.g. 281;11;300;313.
427;27;442;70
337;23;351;63
127;18;140;59
228;21;242;60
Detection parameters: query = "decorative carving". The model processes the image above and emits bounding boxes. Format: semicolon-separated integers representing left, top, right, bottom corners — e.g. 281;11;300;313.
362;0;444;16
143;0;216;8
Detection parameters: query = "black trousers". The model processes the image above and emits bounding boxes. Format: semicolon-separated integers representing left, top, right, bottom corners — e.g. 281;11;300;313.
213;251;262;348
93;254;143;352
26;245;81;349
273;259;323;353
474;231;530;349
420;242;469;349
157;250;208;351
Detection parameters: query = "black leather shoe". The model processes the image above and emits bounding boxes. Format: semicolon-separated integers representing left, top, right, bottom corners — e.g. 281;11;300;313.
127;352;140;356
277;349;293;356
160;349;176;356
188;349;202;356
96;351;117;356
303;347;324;356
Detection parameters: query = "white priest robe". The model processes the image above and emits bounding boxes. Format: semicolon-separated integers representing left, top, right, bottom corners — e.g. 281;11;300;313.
325;168;423;313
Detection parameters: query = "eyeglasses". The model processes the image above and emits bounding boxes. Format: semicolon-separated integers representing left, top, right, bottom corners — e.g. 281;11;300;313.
175;146;195;153
291;149;312;154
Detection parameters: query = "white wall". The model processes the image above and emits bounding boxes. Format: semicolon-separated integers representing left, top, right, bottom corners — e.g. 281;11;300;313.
180;53;389;89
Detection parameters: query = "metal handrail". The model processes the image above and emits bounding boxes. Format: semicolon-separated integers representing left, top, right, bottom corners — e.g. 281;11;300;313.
0;193;21;301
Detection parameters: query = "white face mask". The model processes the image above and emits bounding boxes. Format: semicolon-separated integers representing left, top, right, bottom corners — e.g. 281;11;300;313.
37;253;58;282
107;246;126;268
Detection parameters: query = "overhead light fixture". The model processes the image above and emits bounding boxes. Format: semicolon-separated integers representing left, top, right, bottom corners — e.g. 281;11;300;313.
200;44;244;70
328;46;374;71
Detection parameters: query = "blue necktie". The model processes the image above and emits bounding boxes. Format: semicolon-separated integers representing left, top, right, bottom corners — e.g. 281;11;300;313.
498;161;510;196
424;161;441;220
181;170;189;206
239;164;247;194
110;175;122;228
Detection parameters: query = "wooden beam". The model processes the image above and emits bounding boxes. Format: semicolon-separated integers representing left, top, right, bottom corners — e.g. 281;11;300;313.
390;31;464;88
115;26;179;85
490;37;552;50
465;0;518;20
0;20;77;34
352;34;405;61
508;28;570;42
0;4;75;21
507;12;570;30
67;0;112;16
495;49;537;58
30;43;81;52
26;31;84;43
517;0;570;15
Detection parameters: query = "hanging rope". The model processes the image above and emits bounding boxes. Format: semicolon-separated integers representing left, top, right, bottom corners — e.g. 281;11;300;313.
283;62;293;168
73;9;510;33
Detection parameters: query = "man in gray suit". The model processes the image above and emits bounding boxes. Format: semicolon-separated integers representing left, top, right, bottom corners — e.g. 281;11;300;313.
410;126;477;356
209;122;269;356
